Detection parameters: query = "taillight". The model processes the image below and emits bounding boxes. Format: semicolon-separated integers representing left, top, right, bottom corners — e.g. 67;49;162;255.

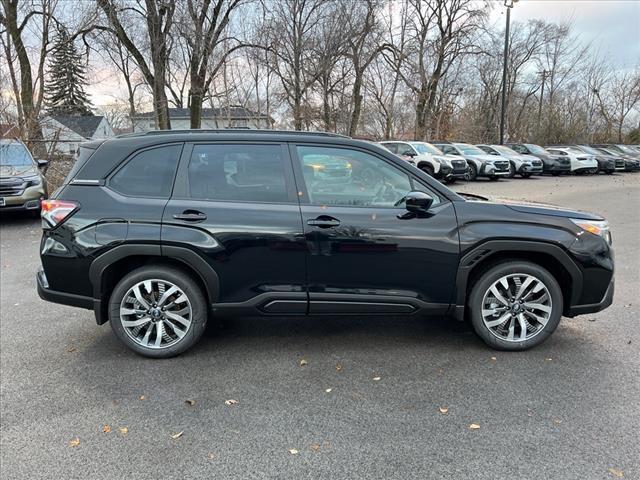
41;200;78;228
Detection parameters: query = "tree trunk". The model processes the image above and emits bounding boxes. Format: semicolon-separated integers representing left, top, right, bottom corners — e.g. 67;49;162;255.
414;89;428;140
349;71;363;137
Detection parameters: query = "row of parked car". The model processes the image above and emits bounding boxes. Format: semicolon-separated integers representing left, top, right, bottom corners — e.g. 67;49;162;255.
378;140;640;183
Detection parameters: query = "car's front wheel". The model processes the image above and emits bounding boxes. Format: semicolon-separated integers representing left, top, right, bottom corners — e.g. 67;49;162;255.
109;266;208;358
468;261;563;350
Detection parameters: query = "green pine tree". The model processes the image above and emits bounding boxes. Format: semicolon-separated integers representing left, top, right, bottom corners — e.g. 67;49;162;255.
45;27;93;116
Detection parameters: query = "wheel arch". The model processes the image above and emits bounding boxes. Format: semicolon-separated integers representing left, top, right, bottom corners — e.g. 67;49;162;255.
453;240;582;320
89;244;219;324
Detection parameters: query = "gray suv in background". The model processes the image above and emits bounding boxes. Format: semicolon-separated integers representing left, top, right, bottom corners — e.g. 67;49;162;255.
0;139;48;215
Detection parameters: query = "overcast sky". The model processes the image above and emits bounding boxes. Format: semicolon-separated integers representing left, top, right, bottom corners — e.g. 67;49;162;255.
489;0;640;67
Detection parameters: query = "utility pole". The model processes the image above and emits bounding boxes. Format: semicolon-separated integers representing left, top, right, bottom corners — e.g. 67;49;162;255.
499;0;518;144
537;70;549;126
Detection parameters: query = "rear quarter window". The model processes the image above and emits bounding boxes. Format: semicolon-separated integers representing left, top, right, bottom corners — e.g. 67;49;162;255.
109;144;182;198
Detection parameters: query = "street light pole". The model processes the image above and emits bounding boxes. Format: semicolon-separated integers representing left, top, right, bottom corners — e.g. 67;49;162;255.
499;0;517;144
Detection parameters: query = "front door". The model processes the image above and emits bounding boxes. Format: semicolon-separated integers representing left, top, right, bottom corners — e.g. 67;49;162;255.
290;144;459;315
162;142;307;314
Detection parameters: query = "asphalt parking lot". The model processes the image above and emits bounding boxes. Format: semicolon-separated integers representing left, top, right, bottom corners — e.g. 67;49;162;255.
1;173;639;480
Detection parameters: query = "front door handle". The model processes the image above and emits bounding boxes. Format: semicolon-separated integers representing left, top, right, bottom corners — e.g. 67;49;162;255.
307;215;340;228
173;210;207;222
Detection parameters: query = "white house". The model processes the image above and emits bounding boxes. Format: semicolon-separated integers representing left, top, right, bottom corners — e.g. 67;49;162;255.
41;115;115;155
131;106;274;132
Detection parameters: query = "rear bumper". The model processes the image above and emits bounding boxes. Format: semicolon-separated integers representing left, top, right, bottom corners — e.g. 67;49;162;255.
37;268;108;324
566;279;614;317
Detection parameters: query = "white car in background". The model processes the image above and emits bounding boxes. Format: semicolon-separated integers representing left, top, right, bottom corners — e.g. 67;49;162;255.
379;141;446;179
433;142;511;181
476;144;544;178
545;147;598;174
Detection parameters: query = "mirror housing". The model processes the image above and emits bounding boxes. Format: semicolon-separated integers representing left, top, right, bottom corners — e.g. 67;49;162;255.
37;159;48;168
404;191;434;213
401;150;417;158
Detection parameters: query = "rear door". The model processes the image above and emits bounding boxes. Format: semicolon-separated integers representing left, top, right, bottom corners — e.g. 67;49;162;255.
162;142;307;313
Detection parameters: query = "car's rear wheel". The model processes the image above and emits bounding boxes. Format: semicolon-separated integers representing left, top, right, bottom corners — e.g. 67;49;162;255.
109;266;208;358
468;261;563;350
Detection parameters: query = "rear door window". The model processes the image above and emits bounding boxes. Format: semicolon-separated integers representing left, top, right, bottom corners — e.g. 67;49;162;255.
109;144;182;198
186;144;291;203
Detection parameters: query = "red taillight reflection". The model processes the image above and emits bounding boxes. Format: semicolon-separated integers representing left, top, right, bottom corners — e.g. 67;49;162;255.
41;200;78;227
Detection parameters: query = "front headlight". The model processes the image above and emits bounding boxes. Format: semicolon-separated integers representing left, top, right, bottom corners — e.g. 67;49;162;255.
24;176;42;187
570;218;611;244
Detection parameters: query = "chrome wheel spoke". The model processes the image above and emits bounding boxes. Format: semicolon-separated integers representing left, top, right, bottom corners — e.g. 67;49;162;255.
122;316;152;328
481;273;552;343
120;278;192;350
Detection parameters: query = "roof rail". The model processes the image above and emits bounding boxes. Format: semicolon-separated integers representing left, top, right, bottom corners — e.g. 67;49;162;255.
116;129;350;139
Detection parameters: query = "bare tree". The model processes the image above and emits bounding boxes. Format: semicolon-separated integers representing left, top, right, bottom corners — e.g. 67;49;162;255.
97;0;175;129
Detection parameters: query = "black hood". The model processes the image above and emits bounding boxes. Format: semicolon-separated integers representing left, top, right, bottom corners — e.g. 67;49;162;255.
457;193;603;220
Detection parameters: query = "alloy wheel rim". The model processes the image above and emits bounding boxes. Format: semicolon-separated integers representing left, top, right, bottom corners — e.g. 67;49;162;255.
120;279;192;349
481;273;552;343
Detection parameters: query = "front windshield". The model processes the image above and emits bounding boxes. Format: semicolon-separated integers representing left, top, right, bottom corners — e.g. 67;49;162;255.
525;144;547;155
494;145;518;155
411;142;442;155
0;143;33;167
577;145;599;155
566;147;586;155
616;145;635;154
456;144;485;155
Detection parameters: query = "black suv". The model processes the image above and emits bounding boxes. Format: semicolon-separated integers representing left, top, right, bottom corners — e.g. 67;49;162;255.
37;131;614;358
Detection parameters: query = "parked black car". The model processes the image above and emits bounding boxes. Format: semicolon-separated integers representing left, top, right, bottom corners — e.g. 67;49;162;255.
590;146;640;172
37;130;614;357
506;143;571;176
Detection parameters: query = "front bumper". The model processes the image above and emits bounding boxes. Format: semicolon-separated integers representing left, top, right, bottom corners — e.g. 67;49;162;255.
0;198;43;212
518;164;544;174
566;279;614;317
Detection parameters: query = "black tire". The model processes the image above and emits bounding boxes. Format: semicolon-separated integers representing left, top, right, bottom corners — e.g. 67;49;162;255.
488;175;500;181
420;164;435;177
520;172;532;179
467;261;563;351
507;161;516;178
444;177;456;184
605;170;614;175
551;171;561;177
109;266;208;358
466;163;478;181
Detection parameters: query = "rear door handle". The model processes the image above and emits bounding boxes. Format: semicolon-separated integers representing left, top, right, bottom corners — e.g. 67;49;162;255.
307;216;340;228
173;210;207;222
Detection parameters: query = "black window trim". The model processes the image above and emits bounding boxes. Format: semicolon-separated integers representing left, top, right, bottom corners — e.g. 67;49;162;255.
106;142;185;199
171;141;299;206
288;142;444;209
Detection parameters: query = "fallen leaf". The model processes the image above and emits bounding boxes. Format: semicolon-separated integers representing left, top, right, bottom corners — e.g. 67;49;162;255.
469;423;481;430
170;431;183;439
608;468;624;478
289;448;299;455
335;364;343;371
490;356;497;361
544;357;553;362
185;399;196;406
207;453;216;460
325;388;332;393
67;346;76;353
372;376;381;381
119;427;129;435
139;395;146;401
68;438;80;447
299;359;308;367
310;443;321;451
439;407;449;414
225;399;238;406
102;425;111;433
553;418;562;425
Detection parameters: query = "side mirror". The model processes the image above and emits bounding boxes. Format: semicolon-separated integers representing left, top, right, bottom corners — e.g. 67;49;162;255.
404;191;434;213
490;151;499;155
401;150;417;157
37;159;48;168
